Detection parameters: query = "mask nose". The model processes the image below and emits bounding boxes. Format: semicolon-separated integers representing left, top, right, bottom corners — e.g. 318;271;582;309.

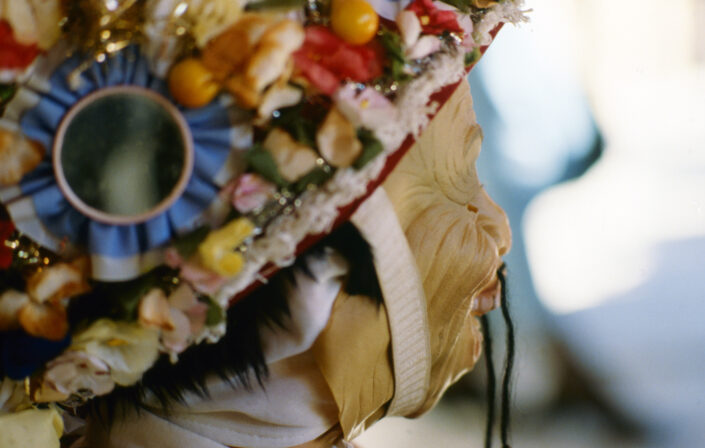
473;187;512;257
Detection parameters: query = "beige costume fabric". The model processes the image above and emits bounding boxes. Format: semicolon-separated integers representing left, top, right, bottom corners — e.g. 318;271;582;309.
80;80;511;448
313;80;511;443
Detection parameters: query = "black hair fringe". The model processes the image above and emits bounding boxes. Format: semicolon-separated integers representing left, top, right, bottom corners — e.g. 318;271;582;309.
86;221;382;427
480;263;515;448
498;264;515;448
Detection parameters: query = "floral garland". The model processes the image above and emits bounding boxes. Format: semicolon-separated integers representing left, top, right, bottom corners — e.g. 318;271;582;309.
0;0;526;439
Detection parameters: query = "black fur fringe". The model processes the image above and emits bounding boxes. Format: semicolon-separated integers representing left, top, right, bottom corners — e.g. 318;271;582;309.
86;222;382;426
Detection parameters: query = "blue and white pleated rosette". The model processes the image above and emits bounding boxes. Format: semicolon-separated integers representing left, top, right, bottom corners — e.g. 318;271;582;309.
0;46;252;281
368;0;412;19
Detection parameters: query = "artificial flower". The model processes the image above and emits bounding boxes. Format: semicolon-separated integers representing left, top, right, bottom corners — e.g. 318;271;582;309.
167;283;209;337
41;351;114;400
406;34;443;59
71;319;160;386
292;26;384;95
0;407;63;448
165;248;227;296
228;174;277;213
198;218;254;277
334;83;398;130
256;81;303;124
406;0;463;35
366;0;412;20
177;0;247;48
0;261;89;340
0;0;62;50
471;0;500;8
201;15;305;108
0;127;44;186
397;9;444;59
0;20;39;76
262;128;319;182
0;220;14;270
138;288;174;331
161;306;191;355
435;1;476;48
138;285;209;355
316;108;363;168
397;10;423;49
0;377;30;413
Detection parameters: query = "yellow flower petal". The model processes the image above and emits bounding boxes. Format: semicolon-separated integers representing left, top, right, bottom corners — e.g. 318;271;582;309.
198;218;254;276
0;407;63;448
216;252;245;276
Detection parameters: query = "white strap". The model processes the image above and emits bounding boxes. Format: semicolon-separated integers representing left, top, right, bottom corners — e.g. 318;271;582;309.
351;189;431;417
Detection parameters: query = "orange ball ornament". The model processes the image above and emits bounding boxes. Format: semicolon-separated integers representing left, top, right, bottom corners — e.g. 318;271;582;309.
168;58;220;108
330;0;379;45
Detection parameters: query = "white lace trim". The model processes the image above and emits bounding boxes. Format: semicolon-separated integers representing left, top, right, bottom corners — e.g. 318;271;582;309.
215;50;467;306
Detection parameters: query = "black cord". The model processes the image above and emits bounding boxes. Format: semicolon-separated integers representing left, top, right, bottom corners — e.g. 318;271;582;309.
480;314;496;448
497;264;515;448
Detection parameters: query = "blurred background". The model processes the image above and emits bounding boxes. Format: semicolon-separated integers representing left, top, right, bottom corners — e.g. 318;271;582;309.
358;0;705;446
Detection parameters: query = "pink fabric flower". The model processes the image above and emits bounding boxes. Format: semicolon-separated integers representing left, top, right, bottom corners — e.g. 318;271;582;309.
406;0;463;35
164;248;226;296
230;174;276;213
292;26;385;95
435;2;475;48
334;83;398;130
138;284;211;355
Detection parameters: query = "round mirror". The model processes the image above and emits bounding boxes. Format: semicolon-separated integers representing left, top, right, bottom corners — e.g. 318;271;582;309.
54;86;193;225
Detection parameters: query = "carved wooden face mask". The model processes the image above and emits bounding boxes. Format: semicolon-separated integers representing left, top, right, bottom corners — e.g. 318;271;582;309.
0;2;526;442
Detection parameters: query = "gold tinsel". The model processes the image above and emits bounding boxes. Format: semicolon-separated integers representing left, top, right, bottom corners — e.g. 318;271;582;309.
61;0;146;66
4;232;58;275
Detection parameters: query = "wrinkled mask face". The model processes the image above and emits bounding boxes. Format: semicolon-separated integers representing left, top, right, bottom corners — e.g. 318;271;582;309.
383;80;511;374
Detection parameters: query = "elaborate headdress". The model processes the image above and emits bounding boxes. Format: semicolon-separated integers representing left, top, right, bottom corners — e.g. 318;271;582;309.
0;0;526;445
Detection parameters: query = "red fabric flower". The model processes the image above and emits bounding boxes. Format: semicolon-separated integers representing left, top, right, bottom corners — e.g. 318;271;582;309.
406;0;464;35
293;26;384;95
0;21;40;70
0;221;15;269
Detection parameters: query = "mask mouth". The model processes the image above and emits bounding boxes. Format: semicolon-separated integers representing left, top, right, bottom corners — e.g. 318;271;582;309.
53;85;194;225
472;273;502;316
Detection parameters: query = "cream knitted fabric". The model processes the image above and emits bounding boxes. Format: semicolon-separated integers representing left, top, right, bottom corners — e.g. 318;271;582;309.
351;189;431;417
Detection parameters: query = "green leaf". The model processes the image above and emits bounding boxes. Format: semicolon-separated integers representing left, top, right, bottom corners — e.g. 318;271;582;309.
0;84;16;115
465;48;482;66
354;129;384;170
293;167;334;193
438;0;471;13
246;0;306;10
378;28;412;83
270;103;322;148
204;297;225;326
172;226;210;259
246;145;289;187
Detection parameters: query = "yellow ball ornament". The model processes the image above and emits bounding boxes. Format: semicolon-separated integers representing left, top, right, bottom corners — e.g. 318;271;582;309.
168;58;221;108
331;0;379;45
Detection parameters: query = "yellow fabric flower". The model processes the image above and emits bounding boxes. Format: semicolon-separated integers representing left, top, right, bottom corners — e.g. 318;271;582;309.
0;407;63;448
198;218;254;276
471;0;499;8
71;319;160;386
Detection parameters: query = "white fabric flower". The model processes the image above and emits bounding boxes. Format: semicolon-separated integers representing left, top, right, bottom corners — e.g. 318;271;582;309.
367;0;413;20
0;378;30;413
263;128;318;182
43;351;115;398
0;407;63;448
71;319;160;386
316;107;363;168
334;83;398;131
0;0;62;49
